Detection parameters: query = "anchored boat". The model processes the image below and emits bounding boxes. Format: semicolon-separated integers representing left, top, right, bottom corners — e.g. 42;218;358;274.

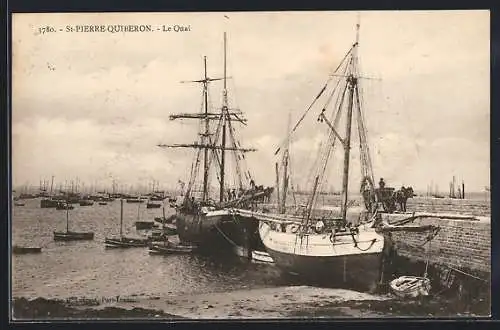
105;199;149;248
157;32;272;256
54;200;94;241
12;246;42;254
231;22;390;290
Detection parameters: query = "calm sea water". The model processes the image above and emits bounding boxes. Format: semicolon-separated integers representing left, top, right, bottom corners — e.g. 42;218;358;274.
11;195;490;300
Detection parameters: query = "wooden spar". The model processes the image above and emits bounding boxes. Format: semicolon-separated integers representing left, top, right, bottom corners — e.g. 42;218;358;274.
158;143;256;152
275;162;280;211
202;56;209;202
340;24;359;223
66;198;69;232
340;77;355;222
281;112;291;214
306;176;320;223
219;32;228;203
169;112;246;122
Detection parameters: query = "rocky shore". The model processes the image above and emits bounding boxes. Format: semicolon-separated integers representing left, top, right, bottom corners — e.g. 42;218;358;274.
12;285;490;320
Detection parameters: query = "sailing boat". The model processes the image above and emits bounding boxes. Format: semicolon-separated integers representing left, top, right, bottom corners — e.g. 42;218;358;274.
105;199;149;248
232;22;388;290
53;199;94;241
158;32;273;254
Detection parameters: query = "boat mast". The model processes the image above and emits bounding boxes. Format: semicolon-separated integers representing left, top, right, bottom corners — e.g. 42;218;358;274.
219;32;228;203
202;56;210;202
66;199;70;233
281;113;292;213
340;22;360;222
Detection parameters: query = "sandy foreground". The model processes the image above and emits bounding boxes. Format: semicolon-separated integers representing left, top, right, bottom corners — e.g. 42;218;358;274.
12;285;490;320
91;286;390;319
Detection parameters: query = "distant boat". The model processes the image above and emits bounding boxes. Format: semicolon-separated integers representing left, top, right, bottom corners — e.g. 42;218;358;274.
146;201;162;209
56;202;74;210
105;199;149;248
79;200;94;206
12;245;42;254
40;198;58;208
98;201;108;205
53;201;94;241
126;198;143;203
14;201;25;206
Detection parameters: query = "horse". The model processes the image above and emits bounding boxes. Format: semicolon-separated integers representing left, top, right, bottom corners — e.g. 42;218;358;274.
393;186;415;212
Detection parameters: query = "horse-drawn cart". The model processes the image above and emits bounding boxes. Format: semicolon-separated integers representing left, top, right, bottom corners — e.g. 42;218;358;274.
375;187;397;213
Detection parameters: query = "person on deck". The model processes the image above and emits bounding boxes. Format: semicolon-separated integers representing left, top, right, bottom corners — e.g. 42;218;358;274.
379;178;386;189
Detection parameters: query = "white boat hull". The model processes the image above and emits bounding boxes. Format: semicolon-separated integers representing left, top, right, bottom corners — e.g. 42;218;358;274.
259;221;385;290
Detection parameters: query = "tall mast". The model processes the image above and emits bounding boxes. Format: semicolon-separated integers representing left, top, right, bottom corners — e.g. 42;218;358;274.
202;56;210;202
281;112;292;213
340;22;360;222
66;199;70;232
219;32;228;203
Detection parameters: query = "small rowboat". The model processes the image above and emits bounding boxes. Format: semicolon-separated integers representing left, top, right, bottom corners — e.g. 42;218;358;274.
135;221;157;230
148;242;197;255
13;246;42;254
251;250;274;263
98;202;108;205
54;231;94;241
389;276;431;298
105;237;149;248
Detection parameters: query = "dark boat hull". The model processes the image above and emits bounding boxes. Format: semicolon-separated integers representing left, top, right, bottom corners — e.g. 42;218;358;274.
146;203;162;209
53;231;94;241
41;199;59;208
175;209;263;256
264;246;382;290
148;242;197;255
135;221;157;230
13;246;42;254
104;237;149;248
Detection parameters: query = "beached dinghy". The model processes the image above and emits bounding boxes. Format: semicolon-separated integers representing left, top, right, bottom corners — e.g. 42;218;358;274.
389;276;431;298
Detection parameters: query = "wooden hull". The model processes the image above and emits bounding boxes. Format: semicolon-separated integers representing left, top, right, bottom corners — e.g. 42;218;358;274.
146;203;162;209
56;203;74;210
41;199;58;208
79;201;94;206
175;208;266;258
175;210;224;246
389;276;431;298
148;242;197;255
259;221;384;290
53;231;94;241
13;246;42;254
126;199;143;203
104;237;149;248
135;221;157;230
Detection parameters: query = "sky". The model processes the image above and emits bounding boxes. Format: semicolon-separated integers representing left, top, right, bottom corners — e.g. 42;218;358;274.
11;11;490;194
